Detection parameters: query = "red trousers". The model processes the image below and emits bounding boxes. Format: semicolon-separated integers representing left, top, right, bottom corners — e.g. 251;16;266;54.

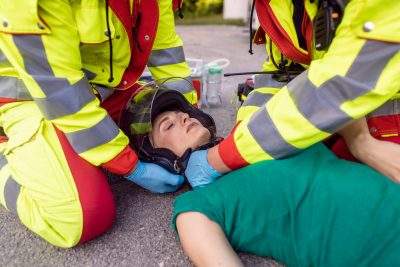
329;115;400;161
0;84;140;247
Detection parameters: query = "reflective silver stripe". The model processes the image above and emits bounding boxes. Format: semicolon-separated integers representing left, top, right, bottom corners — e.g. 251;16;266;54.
346;40;400;87
0;76;32;100
92;84;114;102
254;74;286;89
1;142;20;214
0;49;9;64
367;99;400;118
242;91;273;107
0;49;32;100
82;68;97;80
13;35;53;77
288;40;400;133
13;35;96;119
4;175;20;214
0;149;7;169
33;77;96;120
147;46;186;67
162;76;194;94
287;72;351;133
66;115;119;154
248;108;299;158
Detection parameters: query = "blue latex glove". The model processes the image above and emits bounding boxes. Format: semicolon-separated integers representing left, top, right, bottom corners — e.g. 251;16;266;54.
185;149;222;189
125;161;184;193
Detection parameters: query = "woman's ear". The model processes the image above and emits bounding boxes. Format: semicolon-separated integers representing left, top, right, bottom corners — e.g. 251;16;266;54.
149;133;155;148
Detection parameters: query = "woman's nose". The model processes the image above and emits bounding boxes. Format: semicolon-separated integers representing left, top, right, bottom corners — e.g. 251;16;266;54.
179;113;189;125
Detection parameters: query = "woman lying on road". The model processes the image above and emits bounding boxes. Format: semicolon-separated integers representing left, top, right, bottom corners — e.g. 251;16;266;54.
120;81;400;267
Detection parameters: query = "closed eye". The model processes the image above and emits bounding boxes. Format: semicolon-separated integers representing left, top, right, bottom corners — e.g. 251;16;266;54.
160;119;174;131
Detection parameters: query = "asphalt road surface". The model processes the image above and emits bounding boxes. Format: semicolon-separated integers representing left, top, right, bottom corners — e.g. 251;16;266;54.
0;25;285;267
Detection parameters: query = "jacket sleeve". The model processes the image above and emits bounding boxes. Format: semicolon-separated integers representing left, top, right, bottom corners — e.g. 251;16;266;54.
219;1;400;170
0;0;137;175
147;0;197;105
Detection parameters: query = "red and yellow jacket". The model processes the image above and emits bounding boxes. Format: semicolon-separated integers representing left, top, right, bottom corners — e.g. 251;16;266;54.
219;0;400;169
0;0;194;174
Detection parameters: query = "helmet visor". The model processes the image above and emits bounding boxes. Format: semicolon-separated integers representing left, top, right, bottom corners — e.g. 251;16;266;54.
124;77;195;136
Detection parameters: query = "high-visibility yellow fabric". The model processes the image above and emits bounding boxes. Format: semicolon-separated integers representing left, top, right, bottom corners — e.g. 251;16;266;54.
236;105;259;123
236;87;279;122
261;37;311;72
152;0;183;51
269;0;307;55
182;90;198;105
0;0;191;168
0;142;9;209
0;0;130;168
0;0;186;247
261;37;295;72
148;62;191;80
148;0;196;104
233;121;274;163
257;0;311;71
0;0;51;35
229;0;400;164
0;101;83;248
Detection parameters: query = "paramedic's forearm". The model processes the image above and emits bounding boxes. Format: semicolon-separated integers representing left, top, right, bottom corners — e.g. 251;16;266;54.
338;118;400;183
338;118;371;158
208;146;231;174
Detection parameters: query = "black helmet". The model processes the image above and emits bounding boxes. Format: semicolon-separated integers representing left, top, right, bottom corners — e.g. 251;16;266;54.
119;78;221;175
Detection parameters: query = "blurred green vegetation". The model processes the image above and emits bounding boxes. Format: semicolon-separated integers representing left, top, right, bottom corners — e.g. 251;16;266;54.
182;0;223;15
175;14;244;25
175;0;245;25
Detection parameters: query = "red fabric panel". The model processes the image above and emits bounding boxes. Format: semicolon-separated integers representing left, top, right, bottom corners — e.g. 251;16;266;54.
254;27;266;45
100;83;140;174
330;138;359;162
330;115;400;162
218;122;249;170
54;127;116;245
192;79;201;101
102;145;138;175
172;0;183;11
302;12;313;57
0;97;23;106
256;0;311;64
112;0;158;89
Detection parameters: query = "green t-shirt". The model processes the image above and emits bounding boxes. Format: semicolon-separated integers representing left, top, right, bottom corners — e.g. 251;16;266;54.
172;143;400;267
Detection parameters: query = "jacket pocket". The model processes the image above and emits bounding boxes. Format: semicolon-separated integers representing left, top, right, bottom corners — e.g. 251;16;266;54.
351;0;400;43
72;0;116;44
0;0;51;35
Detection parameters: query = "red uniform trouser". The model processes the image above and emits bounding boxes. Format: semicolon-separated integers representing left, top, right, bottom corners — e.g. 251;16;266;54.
329;115;400;161
0;84;138;248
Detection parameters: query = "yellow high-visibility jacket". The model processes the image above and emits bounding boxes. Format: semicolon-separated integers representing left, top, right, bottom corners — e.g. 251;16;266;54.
219;0;400;169
0;0;194;174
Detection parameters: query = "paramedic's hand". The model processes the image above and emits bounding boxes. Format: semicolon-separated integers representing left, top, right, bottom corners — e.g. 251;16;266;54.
339;118;400;183
125;161;184;193
185;149;222;189
349;136;400;183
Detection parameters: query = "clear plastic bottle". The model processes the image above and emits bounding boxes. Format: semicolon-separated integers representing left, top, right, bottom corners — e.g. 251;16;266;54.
206;66;223;106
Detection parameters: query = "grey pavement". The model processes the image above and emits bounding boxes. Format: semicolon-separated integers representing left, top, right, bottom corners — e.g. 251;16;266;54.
0;25;285;267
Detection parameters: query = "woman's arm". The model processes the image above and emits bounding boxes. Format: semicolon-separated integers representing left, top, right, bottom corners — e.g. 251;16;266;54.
176;212;243;267
338;118;400;183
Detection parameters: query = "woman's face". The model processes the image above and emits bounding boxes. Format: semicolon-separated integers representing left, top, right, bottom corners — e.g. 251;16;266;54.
150;111;211;157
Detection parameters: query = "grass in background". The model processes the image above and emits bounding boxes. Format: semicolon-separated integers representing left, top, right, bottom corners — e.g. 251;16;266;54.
176;14;245;26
